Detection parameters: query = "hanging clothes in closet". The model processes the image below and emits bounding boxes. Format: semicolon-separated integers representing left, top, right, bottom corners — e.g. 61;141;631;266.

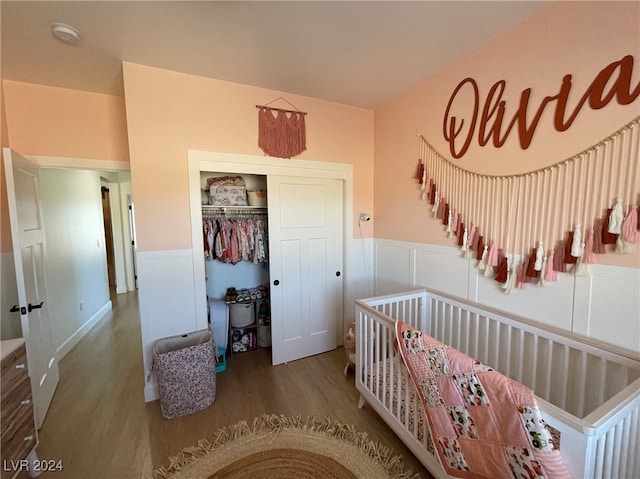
203;213;268;265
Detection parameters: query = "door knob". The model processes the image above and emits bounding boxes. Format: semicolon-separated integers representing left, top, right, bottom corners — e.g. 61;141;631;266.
273;280;280;286
10;305;20;313
28;301;44;312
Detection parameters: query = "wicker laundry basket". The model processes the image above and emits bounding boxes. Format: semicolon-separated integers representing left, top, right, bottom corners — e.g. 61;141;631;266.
153;329;216;419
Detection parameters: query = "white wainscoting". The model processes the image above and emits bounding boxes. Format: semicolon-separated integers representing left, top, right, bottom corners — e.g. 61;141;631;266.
137;249;201;402
375;239;639;353
344;236;375;332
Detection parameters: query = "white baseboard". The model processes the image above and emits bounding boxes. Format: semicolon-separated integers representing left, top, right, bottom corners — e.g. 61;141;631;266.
56;301;112;360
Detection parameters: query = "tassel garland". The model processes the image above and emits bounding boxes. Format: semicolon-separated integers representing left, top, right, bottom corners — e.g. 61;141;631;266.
413;119;639;295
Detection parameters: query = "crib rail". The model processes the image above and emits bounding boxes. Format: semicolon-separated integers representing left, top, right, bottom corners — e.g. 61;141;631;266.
355;288;640;479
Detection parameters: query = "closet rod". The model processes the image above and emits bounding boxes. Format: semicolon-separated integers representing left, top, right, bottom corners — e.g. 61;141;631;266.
202;206;267;216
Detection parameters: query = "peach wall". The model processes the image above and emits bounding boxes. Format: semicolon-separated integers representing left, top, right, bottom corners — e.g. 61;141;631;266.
374;1;640;268
122;62;374;252
2;80;130;163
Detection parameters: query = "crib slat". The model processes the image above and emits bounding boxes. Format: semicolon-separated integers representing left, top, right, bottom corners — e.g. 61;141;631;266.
505;324;512;378
516;329;524;382
576;351;587;418
543;338;553;401
618;412;631;479
602;426;615;478
560;345;569;410
530;334;538;392
611;421;623;479
594;429;606;478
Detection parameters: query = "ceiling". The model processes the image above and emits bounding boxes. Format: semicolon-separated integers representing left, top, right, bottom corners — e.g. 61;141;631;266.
1;1;548;109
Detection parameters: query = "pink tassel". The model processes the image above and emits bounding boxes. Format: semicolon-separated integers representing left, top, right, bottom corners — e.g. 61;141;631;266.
471;228;481;251
593;220;606;253
545;250;558;282
484;243;498;277
622;205;640;243
516;260;527;289
442;203;450;226
583;229;596;264
554;242;567;272
452;212;459;233
436;197;446;220
468;225;477;252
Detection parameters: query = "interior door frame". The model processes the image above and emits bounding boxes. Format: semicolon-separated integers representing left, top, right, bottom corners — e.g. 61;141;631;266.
187;150;354;346
23;155;134;293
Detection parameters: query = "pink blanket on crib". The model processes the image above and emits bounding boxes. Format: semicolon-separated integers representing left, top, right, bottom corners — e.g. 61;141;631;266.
395;321;571;479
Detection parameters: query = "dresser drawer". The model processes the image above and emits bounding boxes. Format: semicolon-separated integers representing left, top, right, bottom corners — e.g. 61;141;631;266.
1;344;28;398
1;376;32;425
0;390;36;479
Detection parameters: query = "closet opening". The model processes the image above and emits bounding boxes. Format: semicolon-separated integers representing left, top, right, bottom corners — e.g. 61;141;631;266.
200;172;271;371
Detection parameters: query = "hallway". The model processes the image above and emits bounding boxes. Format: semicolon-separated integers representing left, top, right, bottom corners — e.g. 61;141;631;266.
31;292;431;478
34;292;152;478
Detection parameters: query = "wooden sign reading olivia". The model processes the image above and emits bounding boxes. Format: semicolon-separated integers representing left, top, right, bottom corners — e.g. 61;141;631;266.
443;55;639;158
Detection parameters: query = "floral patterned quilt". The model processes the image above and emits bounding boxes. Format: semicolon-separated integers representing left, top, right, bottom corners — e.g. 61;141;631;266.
395;320;571;479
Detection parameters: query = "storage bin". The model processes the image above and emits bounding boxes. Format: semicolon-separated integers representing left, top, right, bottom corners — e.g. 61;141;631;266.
258;324;272;347
207;176;247;206
247;190;267;207
153;329;216;419
229;302;255;328
231;328;257;353
215;347;227;373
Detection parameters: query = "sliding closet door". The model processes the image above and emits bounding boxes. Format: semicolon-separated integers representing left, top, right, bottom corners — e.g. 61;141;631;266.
268;176;343;365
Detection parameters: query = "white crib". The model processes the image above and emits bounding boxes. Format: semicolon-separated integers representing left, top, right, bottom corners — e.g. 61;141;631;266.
355;289;640;479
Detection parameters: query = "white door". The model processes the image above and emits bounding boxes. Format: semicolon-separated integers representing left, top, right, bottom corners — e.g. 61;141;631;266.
3;148;59;428
268;176;343;365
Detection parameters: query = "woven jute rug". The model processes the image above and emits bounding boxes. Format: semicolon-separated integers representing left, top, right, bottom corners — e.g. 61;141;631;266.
153;414;419;479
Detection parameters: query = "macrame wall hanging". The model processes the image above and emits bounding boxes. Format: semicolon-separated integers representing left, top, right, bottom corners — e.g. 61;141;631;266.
415;116;640;294
256;97;307;159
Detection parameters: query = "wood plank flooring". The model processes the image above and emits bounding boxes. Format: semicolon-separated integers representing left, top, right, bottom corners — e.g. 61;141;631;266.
30;292;433;478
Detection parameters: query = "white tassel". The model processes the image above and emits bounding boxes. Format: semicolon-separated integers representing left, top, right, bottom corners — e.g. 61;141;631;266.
616;236;627;253
432;191;440;216
461;228;469;256
608;198;623;234
538;256;547;286
574;244;589;276
447;210;456;238
503;259;516;294
477;245;488;271
571;224;583;258
484;264;494;277
533;241;544;271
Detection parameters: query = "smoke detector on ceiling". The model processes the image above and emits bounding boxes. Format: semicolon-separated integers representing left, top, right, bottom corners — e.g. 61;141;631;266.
51;23;80;45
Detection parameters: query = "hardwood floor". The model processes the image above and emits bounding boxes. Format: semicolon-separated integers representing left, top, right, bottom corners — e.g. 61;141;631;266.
31;292;433;478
